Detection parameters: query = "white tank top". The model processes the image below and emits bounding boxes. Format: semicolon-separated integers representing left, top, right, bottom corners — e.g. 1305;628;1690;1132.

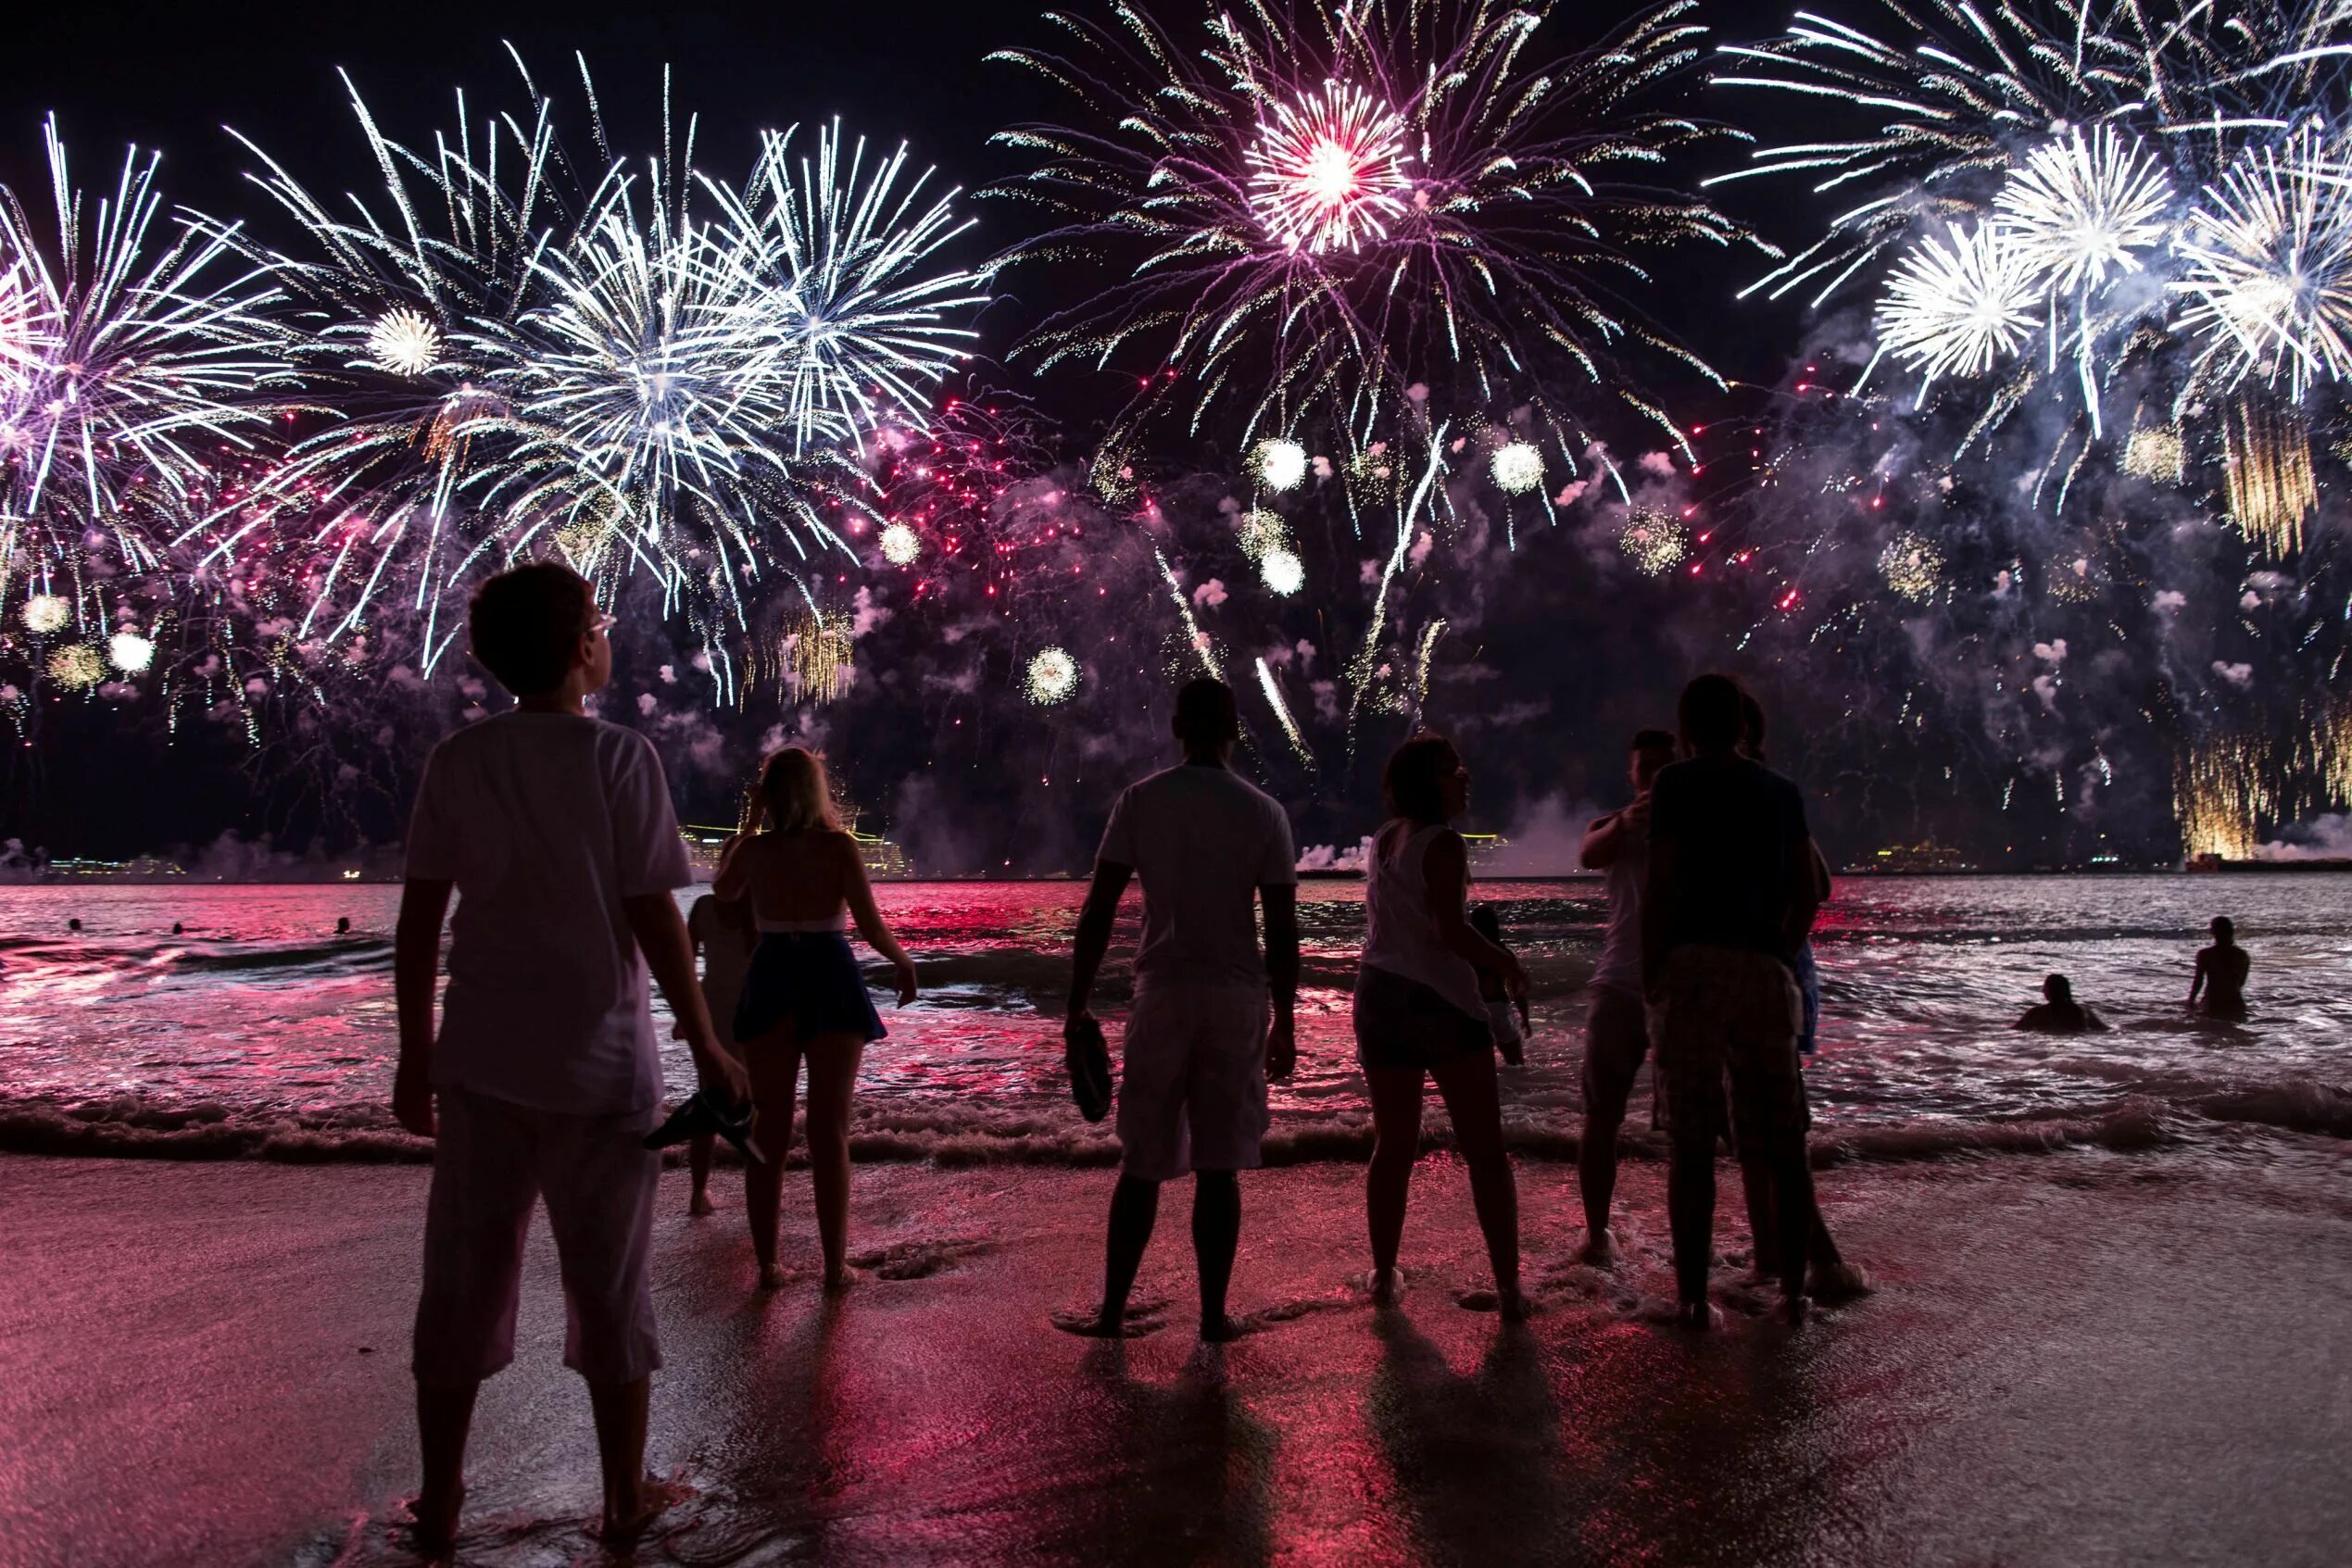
1361;822;1487;1021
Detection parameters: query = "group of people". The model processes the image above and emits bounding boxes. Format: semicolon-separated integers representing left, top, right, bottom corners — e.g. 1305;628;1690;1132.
386;558;2243;1550
2015;918;2251;1032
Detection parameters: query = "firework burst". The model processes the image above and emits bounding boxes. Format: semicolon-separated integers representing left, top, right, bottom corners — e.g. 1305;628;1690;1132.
1871;221;2042;390
990;0;1751;451
2174;126;2352;401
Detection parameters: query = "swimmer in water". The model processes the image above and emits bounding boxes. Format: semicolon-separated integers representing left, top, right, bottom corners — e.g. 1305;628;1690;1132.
68;918;81;933
336;917;352;935
172;922;183;935
2015;973;2107;1034
2187;917;2250;1021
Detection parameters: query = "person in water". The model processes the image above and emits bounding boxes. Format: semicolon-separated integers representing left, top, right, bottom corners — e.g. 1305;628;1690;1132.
712;746;918;1291
1064;677;1302;1341
2188;917;2250;1021
684;891;759;1215
1643;673;1826;1327
337;917;352;935
395;561;747;1549
2015;973;2107;1033
1353;734;1531;1319
1576;728;1677;1265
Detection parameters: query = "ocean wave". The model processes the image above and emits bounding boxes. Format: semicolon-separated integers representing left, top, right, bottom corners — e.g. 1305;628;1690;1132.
5;1074;2341;1169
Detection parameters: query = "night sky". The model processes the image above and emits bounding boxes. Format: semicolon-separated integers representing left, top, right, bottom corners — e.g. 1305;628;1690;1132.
0;3;1843;865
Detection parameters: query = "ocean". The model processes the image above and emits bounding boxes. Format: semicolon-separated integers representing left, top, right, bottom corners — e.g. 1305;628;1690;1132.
4;875;2345;1169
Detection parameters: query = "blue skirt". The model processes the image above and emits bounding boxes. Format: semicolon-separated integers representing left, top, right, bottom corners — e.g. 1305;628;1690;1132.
733;932;887;1047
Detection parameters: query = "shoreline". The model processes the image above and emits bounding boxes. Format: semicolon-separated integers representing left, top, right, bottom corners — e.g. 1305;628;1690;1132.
1;1148;2345;1567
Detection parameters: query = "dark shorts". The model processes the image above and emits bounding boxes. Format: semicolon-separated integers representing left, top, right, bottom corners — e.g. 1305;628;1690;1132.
1581;985;1652;1127
1656;945;1810;1158
1353;965;1492;1073
734;932;888;1047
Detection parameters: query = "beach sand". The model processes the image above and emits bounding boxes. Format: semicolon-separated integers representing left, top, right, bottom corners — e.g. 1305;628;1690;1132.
0;1147;2346;1567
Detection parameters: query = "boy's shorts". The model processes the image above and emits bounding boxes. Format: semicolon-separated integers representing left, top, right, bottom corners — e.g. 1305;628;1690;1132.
1654;945;1809;1159
1116;985;1271;1182
412;1086;662;1386
1580;984;1653;1126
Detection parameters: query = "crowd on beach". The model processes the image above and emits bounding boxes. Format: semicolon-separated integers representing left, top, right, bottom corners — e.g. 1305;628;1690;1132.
382;560;2255;1551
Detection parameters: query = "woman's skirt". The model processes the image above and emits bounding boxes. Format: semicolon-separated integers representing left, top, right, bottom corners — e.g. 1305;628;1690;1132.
1352;963;1492;1072
733;932;887;1047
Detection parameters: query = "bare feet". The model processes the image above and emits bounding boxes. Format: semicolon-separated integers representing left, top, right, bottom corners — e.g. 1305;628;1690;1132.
404;1484;463;1558
1674;1298;1717;1331
1783;1294;1812;1325
1355;1266;1406;1305
601;1474;690;1543
688;1189;716;1218
1809;1260;1874;1301
823;1265;860;1295
1200;1313;1245;1344
1577;1227;1617;1267
1052;1304;1134;1338
1457;1286;1536;1321
758;1262;786;1291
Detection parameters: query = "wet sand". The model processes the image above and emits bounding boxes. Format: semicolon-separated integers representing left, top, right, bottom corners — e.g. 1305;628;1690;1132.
0;1148;2346;1567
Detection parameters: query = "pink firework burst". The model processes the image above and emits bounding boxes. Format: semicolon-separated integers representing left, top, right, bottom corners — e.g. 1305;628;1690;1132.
1248;82;1412;255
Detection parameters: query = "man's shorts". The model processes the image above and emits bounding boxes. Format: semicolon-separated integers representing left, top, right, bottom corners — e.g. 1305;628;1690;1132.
1655;945;1809;1159
1580;984;1653;1127
1116;985;1271;1182
412;1085;662;1386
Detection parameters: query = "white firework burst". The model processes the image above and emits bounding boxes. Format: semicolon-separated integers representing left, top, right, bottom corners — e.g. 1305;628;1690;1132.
1254;436;1308;492
1995;127;2173;296
1260;546;1306;595
1489;440;1544;495
2174;127;2352;400
107;629;156;671
878;521;921;564
1246;80;1414;256
364;307;443;374
19;592;70;633
1874;221;2042;387
1025;645;1077;704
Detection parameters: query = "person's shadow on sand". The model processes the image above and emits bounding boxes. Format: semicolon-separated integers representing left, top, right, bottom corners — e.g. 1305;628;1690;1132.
1367;1311;1567;1562
1031;1339;1275;1567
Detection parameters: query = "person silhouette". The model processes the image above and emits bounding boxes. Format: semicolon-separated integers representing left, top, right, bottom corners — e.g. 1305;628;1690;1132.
2188;917;2250;1021
2015;973;2107;1033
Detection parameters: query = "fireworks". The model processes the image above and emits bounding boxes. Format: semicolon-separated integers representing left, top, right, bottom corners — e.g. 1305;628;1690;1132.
1489;441;1543;495
2175;738;2270;860
2221;396;2318;554
107;630;155;672
19;593;68;633
2121;423;2186;484
365;307;442;375
1235;508;1289;562
2174;127;2352;401
1616;508;1687;575
878;521;922;565
786;613;854;703
45;643;104;688
1994;128;2173;298
1253;437;1308;493
1260;546;1306;596
0;117;281;580
1872;223;2041;389
1025;645;1077;704
991;0;1749;448
1879;532;1943;601
1247;80;1413;256
1255;656;1314;762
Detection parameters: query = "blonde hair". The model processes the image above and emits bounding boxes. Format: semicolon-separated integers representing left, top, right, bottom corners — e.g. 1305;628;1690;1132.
758;746;840;833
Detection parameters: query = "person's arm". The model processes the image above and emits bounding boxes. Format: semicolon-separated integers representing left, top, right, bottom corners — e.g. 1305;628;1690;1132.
1783;834;1825;951
843;838;917;1005
1580;795;1648;870
1261;882;1300;1080
623;894;748;1102
2188;949;2208;1006
1809;840;1833;906
711;834;756;903
1425;831;1528;997
1065;859;1135;1035
393;877;454;1136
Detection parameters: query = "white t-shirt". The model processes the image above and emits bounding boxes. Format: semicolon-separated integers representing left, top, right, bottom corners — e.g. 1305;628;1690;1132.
1097;763;1298;993
405;710;692;1114
1591;815;1647;997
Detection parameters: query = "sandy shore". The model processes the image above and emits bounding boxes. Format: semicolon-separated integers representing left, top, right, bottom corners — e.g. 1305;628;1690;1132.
0;1147;2346;1567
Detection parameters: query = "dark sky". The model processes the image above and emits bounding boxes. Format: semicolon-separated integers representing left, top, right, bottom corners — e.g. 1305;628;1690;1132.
2;1;1821;860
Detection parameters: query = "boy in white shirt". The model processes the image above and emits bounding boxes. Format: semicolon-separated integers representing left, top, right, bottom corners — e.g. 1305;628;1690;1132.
393;562;747;1549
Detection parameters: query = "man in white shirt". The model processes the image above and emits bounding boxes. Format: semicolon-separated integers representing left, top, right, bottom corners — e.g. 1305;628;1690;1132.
1064;678;1301;1341
394;562;747;1550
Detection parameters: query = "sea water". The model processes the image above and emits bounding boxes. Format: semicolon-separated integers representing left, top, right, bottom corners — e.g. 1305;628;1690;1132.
2;877;2345;1163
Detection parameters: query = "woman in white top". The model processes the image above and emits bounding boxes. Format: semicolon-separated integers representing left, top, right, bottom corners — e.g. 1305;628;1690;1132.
713;747;918;1290
1352;734;1530;1319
